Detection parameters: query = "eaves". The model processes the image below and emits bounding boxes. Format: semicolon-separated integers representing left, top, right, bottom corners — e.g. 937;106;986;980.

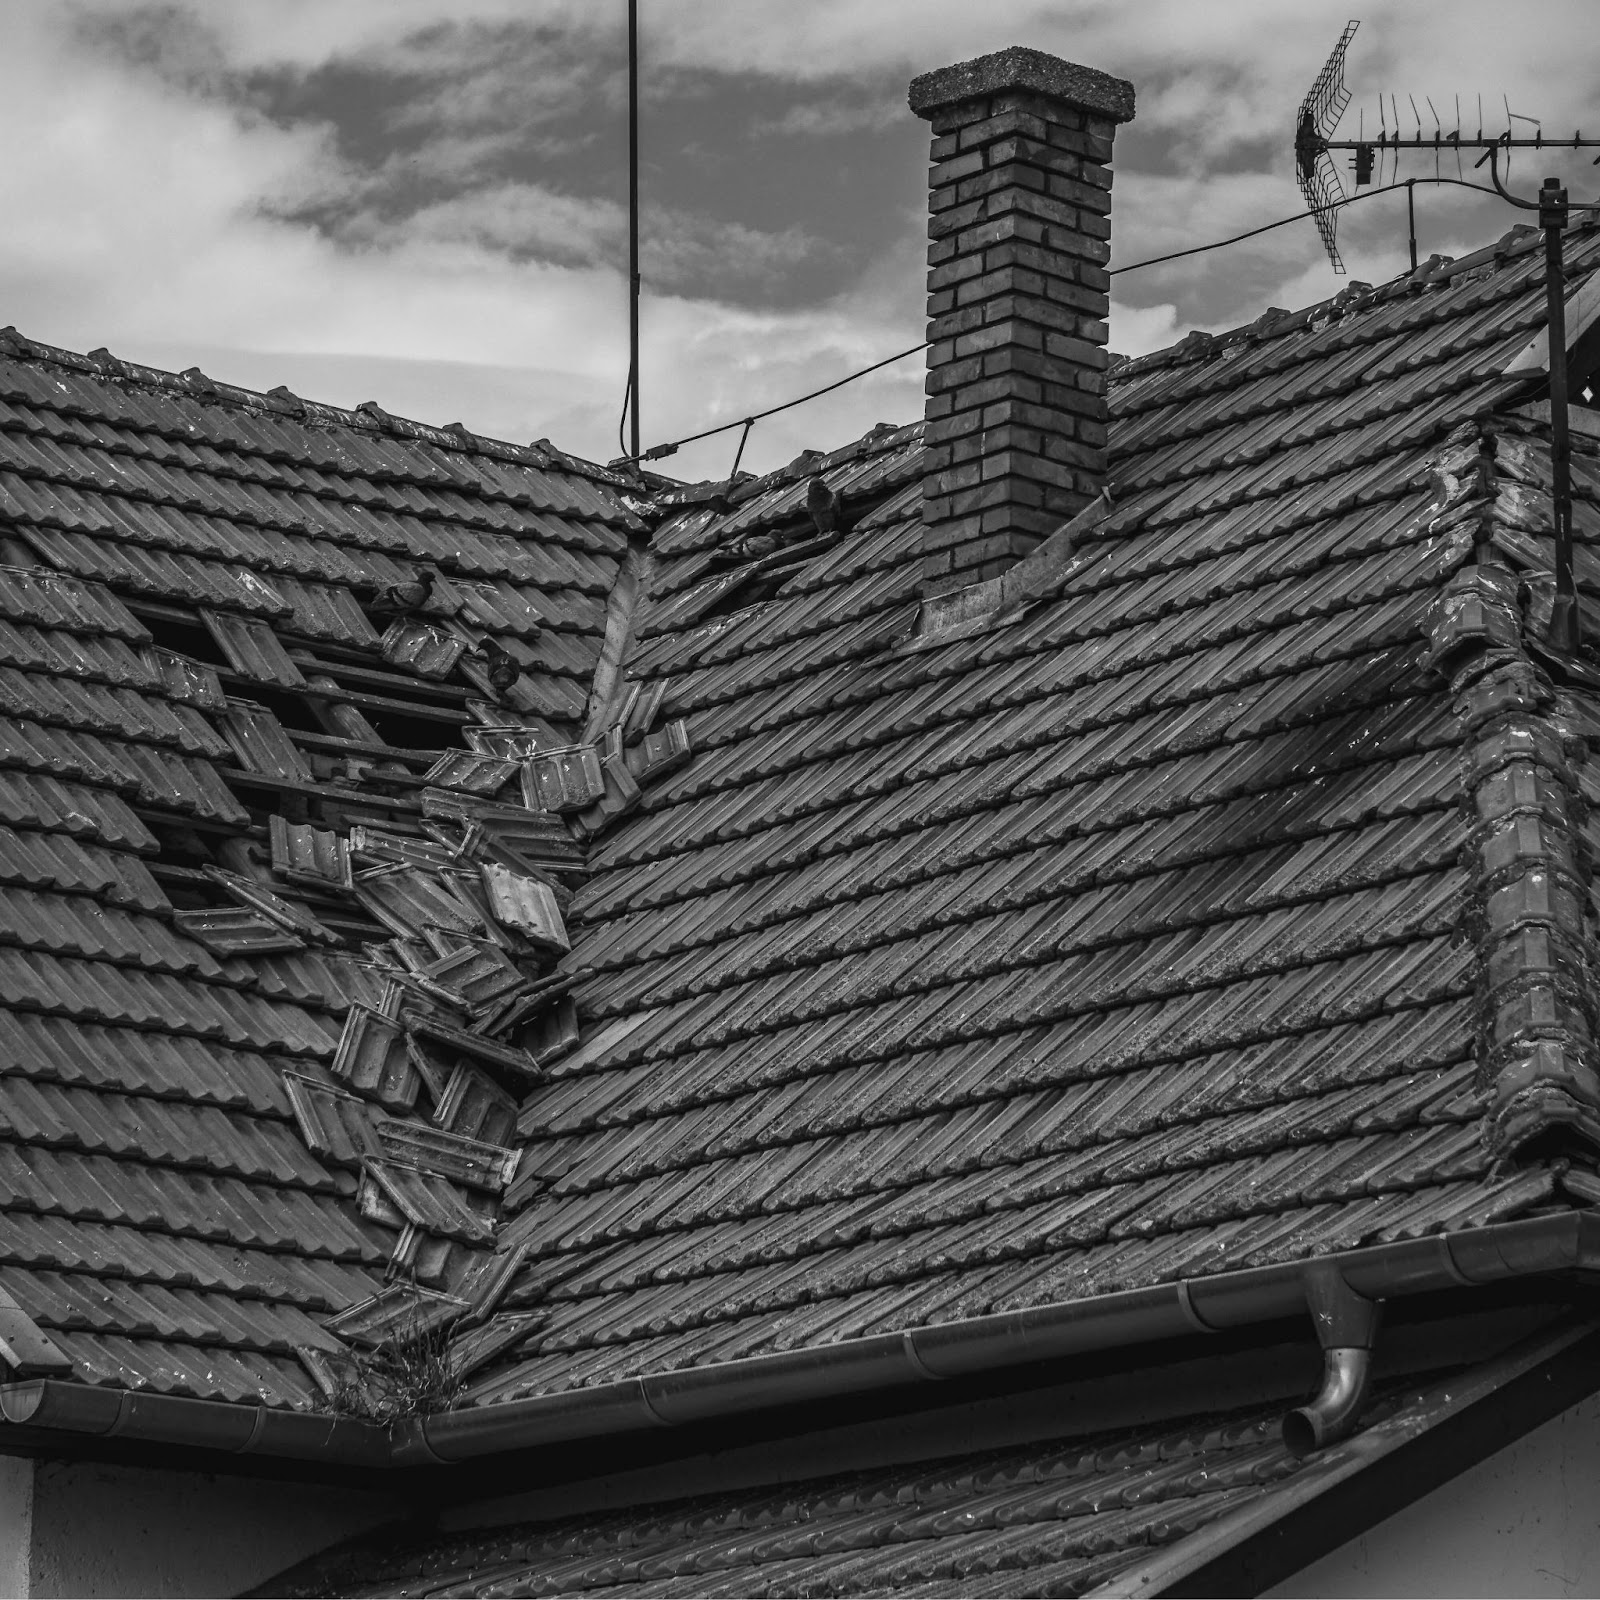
3;1210;1599;1474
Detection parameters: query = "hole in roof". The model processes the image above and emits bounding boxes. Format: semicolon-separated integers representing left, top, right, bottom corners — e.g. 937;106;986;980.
129;606;231;670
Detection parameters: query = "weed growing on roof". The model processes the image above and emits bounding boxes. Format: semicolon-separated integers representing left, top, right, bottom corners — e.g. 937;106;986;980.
326;1316;464;1423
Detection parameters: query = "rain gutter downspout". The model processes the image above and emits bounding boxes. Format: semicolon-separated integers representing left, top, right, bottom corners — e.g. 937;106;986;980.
1281;1264;1381;1457
4;1212;1596;1469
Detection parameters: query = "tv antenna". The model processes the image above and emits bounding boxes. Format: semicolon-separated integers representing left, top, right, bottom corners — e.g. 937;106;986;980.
1293;19;1600;275
1293;21;1600;650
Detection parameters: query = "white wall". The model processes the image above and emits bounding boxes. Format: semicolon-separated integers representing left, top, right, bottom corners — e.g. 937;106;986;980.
9;1458;397;1599
1273;1390;1600;1599
0;1457;31;1599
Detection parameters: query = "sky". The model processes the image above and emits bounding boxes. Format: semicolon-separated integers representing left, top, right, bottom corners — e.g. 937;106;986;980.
1;1;1596;482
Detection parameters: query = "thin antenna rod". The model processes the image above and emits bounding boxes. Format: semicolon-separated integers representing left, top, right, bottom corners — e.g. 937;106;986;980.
1543;177;1579;649
627;0;641;463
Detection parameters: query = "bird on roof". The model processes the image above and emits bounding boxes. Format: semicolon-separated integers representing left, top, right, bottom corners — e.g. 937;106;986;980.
476;638;523;697
369;565;438;619
722;532;781;563
805;476;842;536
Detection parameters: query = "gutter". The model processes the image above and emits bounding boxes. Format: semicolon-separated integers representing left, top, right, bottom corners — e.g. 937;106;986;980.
0;1378;390;1468
394;1209;1600;1465
5;1211;1597;1469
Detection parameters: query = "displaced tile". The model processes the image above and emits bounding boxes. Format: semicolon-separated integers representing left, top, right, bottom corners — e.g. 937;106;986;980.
635;718;693;783
418;940;525;1011
148;648;224;709
332;1006;421;1112
204;866;336;944
523;745;605;812
482;862;570;952
323;1281;467;1347
434;1061;519;1147
270;816;353;891
217;699;313;781
282;1072;380;1166
172;905;304;956
422;751;520;797
374;1117;519;1192
380;618;466;680
201;609;307;688
360;1159;495;1244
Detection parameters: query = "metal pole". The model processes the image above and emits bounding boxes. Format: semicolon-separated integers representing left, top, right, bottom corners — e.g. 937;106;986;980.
627;0;641;462
1406;178;1417;271
1541;176;1577;649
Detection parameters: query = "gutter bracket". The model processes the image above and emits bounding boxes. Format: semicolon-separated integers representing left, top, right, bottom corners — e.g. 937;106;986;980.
99;1392;135;1439
240;1404;268;1455
1175;1279;1218;1334
900;1331;945;1382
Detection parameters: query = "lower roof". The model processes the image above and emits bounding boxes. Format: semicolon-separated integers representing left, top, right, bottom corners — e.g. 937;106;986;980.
267;1313;1600;1598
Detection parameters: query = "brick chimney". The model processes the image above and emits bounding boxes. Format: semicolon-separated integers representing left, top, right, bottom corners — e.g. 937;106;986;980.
909;48;1135;593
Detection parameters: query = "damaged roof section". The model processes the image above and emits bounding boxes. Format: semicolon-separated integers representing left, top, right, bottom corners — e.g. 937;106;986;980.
0;330;694;1408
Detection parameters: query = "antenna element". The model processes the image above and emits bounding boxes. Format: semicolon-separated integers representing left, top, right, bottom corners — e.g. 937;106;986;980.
1294;20;1360;272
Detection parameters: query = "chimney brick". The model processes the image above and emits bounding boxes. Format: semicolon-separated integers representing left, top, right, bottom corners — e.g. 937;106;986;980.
909;47;1133;593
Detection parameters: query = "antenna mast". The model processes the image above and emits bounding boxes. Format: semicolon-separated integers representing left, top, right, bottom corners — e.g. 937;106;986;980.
627;0;641;462
1291;24;1600;650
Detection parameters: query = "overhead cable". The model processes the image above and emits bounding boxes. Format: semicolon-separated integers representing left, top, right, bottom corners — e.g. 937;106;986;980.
617;175;1529;468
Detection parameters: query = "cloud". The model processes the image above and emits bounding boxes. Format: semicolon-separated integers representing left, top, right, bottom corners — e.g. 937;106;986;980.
752;98;906;139
3;0;1592;488
1109;301;1186;359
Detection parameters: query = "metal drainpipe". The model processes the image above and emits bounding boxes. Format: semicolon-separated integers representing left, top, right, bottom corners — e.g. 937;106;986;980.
1281;1265;1382;1458
1542;176;1579;651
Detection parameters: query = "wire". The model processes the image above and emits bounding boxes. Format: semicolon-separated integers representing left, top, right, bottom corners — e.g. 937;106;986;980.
1107;175;1500;275
628;338;932;462
617;174;1513;466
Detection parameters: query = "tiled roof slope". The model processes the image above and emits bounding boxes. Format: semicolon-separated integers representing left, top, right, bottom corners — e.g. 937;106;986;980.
283;1357;1495;1597
0;334;642;1405
464;220;1600;1404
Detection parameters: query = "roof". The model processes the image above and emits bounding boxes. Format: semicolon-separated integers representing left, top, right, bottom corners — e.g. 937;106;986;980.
268;1316;1600;1597
461;218;1600;1406
0;209;1596;1426
293;1402;1327;1596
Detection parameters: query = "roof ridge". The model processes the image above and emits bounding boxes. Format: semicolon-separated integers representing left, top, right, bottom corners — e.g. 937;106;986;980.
0;325;636;494
1109;214;1597;388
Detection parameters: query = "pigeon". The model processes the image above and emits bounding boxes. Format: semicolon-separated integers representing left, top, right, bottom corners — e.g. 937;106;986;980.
805;476;841;536
724;533;781;563
369;565;438;619
477;638;522;696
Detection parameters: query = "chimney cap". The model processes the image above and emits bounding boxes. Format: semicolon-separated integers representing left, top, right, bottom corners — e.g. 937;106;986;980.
909;46;1135;124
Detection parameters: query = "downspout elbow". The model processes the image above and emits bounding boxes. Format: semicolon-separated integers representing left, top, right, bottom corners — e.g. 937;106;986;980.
1281;1265;1381;1459
1282;1346;1372;1458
